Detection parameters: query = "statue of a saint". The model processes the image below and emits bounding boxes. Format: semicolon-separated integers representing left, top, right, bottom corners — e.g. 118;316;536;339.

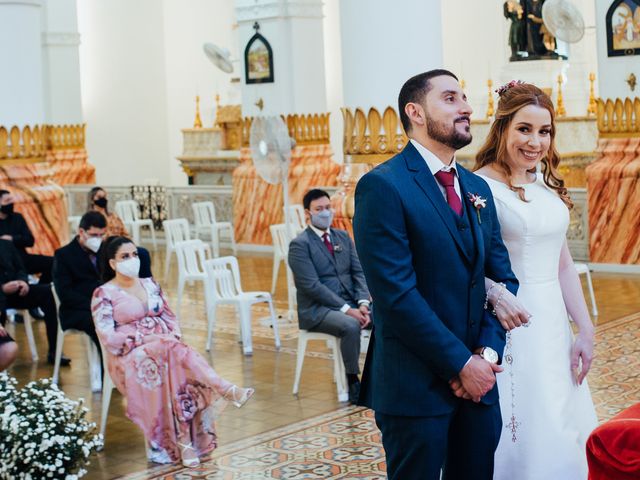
524;0;559;57
504;1;526;60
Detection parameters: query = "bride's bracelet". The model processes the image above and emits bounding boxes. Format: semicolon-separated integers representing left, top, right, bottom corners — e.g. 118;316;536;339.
489;282;506;316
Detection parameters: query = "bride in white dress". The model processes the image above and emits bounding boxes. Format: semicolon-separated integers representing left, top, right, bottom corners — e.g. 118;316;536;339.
474;81;598;479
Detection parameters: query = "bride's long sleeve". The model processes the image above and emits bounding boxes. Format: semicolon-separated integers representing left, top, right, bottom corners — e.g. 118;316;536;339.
558;241;594;336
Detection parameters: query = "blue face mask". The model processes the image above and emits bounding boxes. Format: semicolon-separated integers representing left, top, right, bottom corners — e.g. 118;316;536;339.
311;209;333;230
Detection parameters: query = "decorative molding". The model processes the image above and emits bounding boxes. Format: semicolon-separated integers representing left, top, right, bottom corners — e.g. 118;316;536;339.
235;1;323;22
342;107;407;165
41;32;81;47
0;124;85;165
597;97;640;137
241;112;330;147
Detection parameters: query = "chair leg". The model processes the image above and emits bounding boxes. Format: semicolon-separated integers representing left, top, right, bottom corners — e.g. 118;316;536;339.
100;378;113;442
52;326;65;384
584;269;598;318
239;303;253;355
23;313;38;361
85;337;102;393
332;339;348;402
164;247;172;283
205;304;217;351
267;297;281;349
229;225;237;255
270;255;280;295
132;225;140;245
292;334;307;395
176;276;185;320
212;227;220;258
150;225;157;251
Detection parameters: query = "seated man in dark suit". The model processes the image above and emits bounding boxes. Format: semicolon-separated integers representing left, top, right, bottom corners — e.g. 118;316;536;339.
288;189;371;404
52;211;107;356
0;238;61;364
0;189;53;284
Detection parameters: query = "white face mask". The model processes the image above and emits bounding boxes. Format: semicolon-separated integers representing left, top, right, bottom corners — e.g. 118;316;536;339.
85;236;102;253
115;257;140;278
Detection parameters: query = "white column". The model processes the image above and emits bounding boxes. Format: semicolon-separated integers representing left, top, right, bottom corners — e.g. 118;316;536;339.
235;0;328;116
41;0;83;124
0;0;44;126
339;0;444;110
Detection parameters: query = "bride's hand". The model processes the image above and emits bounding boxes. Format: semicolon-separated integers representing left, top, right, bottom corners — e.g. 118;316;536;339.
571;331;594;385
489;286;532;331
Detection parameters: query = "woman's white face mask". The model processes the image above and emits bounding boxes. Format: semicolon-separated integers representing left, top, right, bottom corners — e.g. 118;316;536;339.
115;257;140;278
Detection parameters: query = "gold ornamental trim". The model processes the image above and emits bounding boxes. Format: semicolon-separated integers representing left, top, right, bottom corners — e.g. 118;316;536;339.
0;124;85;164
241;113;331;147
342;107;408;161
597;97;640;137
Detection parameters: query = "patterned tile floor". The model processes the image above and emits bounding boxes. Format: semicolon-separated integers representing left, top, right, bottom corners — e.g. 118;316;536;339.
121;311;640;479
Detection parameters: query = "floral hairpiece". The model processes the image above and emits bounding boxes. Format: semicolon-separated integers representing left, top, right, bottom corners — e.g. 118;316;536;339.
495;79;525;96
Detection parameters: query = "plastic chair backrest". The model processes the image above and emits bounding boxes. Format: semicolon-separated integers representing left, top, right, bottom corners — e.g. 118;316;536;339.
284;204;305;231
115;200;139;223
204;256;243;301
192;202;216;228
163;219;190;249
270;224;290;257
175;239;207;276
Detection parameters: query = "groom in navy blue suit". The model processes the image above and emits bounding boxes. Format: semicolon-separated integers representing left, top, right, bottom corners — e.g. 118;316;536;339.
353;70;519;480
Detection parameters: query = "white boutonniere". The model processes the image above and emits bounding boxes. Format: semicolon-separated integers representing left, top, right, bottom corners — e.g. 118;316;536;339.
467;193;487;224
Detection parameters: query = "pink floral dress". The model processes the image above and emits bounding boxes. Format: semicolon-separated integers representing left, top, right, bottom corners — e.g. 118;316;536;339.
91;277;232;463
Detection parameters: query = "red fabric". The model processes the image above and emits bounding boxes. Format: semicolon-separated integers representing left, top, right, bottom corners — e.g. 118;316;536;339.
587;403;640;480
434;170;463;216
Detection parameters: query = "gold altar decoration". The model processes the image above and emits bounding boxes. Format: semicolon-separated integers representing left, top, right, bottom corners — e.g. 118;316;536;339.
486;79;495;119
596;97;640;137
193;96;203;128
240;113;331;147
215;101;242;150
556;75;566;117
0;124;87;164
587;73;597;116
341;107;407;165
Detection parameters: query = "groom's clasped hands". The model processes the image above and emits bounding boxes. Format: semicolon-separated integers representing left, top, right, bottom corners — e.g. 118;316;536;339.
449;356;504;403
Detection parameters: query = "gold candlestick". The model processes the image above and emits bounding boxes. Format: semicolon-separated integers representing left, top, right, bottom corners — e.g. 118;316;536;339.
213;93;221;127
460;79;466;89
586;73;597;116
486;79;495;118
556;75;566;117
193;95;203;128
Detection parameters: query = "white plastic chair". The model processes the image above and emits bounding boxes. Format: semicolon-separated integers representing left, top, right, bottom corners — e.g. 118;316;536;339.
6;309;38;361
575;263;598;317
115;200;157;250
192;201;237;257
51;285;102;392
98;342;115;444
284;204;306;232
270;224;296;319
162;218;191;282
68;215;81;234
175;239;209;320
293;331;348;402
203;256;280;355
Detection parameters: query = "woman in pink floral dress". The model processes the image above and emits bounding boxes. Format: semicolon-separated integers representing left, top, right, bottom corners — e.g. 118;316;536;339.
91;236;253;467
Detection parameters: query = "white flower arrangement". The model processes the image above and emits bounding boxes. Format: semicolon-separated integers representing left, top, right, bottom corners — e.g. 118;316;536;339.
0;373;103;479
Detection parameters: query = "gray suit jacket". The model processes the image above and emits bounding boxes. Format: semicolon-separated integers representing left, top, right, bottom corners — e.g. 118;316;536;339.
288;227;370;330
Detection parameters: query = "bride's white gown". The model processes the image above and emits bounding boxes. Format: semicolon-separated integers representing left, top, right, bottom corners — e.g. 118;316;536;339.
479;174;598;480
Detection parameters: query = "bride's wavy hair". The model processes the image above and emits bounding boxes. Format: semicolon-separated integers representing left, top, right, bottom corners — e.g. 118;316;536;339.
473;82;572;209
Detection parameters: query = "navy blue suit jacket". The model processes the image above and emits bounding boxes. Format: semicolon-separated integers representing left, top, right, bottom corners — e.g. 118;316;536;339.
353;142;518;417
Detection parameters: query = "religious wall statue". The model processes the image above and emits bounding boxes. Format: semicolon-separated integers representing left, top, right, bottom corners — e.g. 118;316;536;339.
504;0;526;60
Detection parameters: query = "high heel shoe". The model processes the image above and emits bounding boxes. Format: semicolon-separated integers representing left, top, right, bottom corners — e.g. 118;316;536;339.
177;442;200;468
223;385;255;408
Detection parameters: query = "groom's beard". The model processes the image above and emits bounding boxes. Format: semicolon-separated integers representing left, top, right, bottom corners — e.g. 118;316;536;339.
426;115;473;150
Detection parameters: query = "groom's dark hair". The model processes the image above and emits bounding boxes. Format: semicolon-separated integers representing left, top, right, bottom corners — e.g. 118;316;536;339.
398;69;459;133
303;189;330;210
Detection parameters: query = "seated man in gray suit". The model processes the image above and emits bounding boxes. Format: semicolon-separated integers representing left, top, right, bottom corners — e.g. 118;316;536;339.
288;189;371;404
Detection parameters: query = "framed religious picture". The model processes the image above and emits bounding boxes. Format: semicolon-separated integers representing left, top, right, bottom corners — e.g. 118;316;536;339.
606;0;640;56
244;22;274;84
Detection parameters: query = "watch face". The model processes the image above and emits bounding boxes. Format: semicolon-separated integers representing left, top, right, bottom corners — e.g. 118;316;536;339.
483;347;499;364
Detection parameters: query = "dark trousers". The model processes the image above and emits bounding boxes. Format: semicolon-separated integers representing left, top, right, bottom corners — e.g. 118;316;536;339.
375;400;502;480
5;283;57;356
20;252;53;284
310;309;361;375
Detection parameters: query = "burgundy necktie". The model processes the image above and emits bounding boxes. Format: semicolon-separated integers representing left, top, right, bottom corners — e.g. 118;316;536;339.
434;169;463;216
322;232;334;256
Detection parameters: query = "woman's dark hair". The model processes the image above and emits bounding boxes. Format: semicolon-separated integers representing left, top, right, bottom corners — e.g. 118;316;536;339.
100;236;135;282
88;186;109;214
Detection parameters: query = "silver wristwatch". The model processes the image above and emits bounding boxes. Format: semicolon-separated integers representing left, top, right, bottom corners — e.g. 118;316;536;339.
479;346;499;364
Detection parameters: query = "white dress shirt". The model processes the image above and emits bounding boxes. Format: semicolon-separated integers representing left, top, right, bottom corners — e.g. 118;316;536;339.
410;139;461;202
308;224;370;313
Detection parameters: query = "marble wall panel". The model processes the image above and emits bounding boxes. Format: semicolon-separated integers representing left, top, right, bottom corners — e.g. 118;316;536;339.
587;137;640;264
47;148;96;185
232;144;340;245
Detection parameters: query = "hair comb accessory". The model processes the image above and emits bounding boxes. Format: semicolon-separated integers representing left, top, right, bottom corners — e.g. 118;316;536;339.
495;79;525;96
